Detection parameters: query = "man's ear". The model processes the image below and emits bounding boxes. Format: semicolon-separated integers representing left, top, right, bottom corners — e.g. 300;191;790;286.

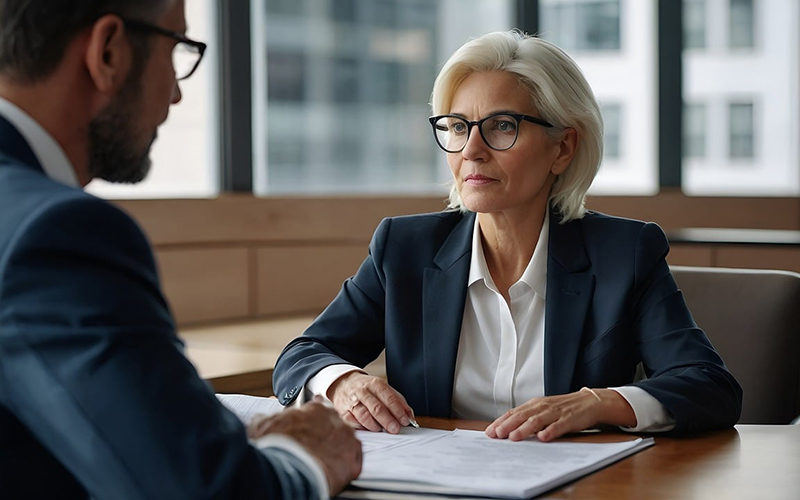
84;15;132;95
551;127;579;176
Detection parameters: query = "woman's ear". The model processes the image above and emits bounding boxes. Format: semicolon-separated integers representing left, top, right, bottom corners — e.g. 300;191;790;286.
551;127;578;176
84;15;132;95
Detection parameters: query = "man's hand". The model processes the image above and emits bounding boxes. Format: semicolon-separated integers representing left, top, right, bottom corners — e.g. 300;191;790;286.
248;401;362;495
328;372;415;434
485;388;637;442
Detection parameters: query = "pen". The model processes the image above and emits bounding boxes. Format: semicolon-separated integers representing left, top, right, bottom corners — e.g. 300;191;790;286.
408;410;419;428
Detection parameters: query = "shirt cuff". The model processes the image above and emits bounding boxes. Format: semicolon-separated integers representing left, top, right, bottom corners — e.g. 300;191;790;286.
253;434;329;500
610;386;676;433
306;364;365;403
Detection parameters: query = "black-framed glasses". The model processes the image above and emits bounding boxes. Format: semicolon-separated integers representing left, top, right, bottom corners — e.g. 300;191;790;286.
429;113;554;153
123;19;207;80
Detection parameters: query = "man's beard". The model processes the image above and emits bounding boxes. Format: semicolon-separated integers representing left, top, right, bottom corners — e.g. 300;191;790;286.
87;76;156;184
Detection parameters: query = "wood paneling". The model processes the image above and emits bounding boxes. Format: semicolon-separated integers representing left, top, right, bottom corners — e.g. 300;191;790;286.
716;246;800;273
116;195;446;246
667;244;714;267
256;245;366;316
156;247;251;324
586;191;800;231
118;194;800;326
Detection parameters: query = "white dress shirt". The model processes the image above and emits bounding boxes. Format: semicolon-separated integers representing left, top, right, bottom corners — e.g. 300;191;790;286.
308;210;675;433
0;97;329;497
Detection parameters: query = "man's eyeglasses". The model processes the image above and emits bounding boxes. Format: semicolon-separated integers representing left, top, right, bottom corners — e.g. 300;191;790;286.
123;19;207;80
429;113;554;153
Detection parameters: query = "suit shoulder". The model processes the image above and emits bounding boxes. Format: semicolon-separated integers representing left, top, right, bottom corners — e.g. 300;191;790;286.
380;210;465;232
2;176;150;265
578;211;665;239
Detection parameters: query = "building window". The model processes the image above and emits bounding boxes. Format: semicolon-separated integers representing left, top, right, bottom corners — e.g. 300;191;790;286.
729;0;755;49
683;103;706;158
601;103;622;159
684;0;707;49
253;0;513;195
540;0;621;52
729;102;754;159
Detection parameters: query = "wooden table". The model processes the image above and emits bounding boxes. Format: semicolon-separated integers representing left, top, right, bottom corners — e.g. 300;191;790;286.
412;417;800;499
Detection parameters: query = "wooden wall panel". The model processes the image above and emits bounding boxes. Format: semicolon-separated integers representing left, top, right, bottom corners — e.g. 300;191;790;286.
118;194;800;326
667;244;714;267
715;247;800;273
116;196;446;246
156;247;251;324
256;245;366;316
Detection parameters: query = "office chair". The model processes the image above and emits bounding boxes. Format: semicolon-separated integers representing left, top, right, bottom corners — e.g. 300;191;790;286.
670;265;800;424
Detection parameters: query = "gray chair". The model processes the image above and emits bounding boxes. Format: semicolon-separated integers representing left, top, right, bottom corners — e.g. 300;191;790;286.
670;265;800;424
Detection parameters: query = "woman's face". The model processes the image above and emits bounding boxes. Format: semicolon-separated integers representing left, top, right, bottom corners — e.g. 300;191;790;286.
446;71;569;217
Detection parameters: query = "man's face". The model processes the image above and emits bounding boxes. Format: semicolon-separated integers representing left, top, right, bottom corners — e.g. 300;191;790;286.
88;0;184;184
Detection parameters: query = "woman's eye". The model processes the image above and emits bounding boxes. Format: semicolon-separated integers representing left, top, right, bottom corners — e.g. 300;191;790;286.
495;119;516;132
451;122;467;134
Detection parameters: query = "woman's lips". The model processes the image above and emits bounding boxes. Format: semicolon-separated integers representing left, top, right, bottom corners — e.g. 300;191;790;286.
464;174;494;186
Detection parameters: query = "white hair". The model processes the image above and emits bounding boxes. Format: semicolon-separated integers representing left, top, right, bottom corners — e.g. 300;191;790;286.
430;30;603;223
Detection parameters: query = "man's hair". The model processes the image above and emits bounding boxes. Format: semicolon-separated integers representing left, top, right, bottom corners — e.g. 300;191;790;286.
0;0;167;83
430;30;604;223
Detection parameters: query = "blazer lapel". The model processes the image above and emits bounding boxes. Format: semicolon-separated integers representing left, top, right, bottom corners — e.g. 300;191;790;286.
544;209;595;395
421;212;474;417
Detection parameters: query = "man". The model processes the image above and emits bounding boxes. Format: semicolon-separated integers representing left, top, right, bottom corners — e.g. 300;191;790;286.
0;1;361;498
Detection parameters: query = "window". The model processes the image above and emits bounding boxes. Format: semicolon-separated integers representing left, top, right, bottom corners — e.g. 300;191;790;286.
683;0;799;195
729;102;754;159
683;103;706;158
252;0;514;195
601;103;622;160
540;0;621;52
729;0;755;49
684;0;707;49
87;0;219;199
541;0;658;195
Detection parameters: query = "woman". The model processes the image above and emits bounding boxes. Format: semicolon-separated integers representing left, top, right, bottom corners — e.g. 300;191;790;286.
273;30;742;440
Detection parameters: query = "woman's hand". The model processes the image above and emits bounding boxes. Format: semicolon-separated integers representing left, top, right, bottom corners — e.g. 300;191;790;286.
328;371;415;434
485;388;637;442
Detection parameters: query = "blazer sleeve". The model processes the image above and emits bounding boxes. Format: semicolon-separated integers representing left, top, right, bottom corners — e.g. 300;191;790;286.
627;223;743;435
0;196;320;499
273;219;392;405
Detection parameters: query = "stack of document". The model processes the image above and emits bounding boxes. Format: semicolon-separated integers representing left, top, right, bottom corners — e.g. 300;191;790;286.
216;394;653;499
347;427;652;499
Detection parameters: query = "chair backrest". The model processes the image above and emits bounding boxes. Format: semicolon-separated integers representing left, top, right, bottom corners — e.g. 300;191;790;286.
670;265;800;424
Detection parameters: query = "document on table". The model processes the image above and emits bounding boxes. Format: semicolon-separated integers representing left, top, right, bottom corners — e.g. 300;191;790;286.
215;394;654;499
216;393;283;425
348;428;654;499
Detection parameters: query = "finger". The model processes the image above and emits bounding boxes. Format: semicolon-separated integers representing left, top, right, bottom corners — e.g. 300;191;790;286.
349;401;383;432
488;408;540;439
373;385;414;427
357;389;404;434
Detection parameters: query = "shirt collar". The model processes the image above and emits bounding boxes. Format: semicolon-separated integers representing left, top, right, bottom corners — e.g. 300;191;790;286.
0;97;80;188
468;209;550;298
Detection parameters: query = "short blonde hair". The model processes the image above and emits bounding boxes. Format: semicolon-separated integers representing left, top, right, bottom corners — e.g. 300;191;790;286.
431;30;603;223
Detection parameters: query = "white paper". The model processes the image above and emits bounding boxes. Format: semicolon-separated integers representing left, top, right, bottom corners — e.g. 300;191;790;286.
350;428;654;499
216;393;284;425
214;395;654;499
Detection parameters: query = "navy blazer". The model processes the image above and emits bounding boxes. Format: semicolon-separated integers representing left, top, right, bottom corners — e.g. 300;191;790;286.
0;116;318;499
274;209;742;435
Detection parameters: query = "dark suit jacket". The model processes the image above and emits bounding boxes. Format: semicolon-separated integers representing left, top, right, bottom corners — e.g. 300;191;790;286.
274;209;743;435
0;116;316;499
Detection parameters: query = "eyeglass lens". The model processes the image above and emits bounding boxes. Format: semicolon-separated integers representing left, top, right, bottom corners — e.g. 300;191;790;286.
173;43;202;80
433;115;520;152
